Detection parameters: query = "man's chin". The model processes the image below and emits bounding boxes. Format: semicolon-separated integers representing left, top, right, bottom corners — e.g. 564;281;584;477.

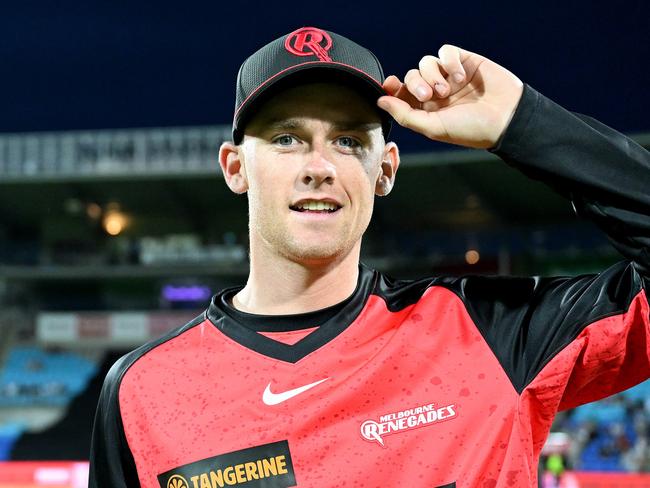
280;241;351;265
288;247;342;263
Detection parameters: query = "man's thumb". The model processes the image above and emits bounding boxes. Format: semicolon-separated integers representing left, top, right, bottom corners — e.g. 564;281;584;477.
377;96;433;136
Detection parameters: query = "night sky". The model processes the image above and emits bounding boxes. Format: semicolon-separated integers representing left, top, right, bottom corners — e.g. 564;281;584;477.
3;0;649;151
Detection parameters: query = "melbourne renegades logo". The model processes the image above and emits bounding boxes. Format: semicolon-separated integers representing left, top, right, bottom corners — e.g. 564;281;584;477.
284;27;332;62
360;401;458;447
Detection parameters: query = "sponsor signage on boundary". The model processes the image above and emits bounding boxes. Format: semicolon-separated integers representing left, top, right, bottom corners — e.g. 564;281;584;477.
0;461;89;487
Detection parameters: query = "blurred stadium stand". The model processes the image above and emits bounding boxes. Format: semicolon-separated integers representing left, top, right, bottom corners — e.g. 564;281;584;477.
0;126;649;484
550;383;650;473
0;347;96;408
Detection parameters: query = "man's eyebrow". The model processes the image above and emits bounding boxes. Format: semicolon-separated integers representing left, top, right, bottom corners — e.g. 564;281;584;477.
332;121;380;132
264;118;302;132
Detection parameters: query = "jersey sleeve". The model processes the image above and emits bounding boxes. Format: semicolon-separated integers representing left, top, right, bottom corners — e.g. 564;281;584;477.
463;84;650;408
491;83;650;278
88;355;141;488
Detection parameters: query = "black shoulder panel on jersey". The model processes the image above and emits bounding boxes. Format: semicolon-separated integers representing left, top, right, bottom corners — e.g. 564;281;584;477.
372;260;645;395
89;312;206;488
88;352;141;488
373;271;457;312
456;261;644;393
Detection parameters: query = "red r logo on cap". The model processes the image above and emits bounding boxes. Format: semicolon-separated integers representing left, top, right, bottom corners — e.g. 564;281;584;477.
285;27;332;62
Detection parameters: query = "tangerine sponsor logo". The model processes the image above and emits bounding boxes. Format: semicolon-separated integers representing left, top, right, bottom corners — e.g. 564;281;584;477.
186;455;288;488
360;402;458;447
167;474;189;488
157;440;296;488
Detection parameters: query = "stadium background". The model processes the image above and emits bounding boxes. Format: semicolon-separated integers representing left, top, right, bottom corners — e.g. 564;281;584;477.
1;1;649;486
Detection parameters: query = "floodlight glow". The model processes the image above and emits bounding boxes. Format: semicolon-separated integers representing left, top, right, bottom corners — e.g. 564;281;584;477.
103;211;127;236
465;249;480;265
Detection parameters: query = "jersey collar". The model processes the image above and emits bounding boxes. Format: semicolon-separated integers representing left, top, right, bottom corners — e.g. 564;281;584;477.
206;264;377;363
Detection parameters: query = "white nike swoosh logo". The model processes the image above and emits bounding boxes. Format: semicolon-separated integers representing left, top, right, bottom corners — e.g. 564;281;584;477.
262;378;329;406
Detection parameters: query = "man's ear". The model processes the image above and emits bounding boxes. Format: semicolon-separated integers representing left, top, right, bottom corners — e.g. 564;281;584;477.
375;142;400;196
219;142;248;194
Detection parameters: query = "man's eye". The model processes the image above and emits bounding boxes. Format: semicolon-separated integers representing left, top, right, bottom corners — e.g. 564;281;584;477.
274;135;297;146
336;136;361;148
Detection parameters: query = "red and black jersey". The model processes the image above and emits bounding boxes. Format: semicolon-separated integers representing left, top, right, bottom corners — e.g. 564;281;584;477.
89;84;650;488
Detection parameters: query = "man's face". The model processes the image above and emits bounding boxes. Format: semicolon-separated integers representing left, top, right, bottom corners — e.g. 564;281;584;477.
234;82;396;265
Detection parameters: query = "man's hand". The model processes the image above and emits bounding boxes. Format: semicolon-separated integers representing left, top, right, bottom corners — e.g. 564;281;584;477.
378;45;524;149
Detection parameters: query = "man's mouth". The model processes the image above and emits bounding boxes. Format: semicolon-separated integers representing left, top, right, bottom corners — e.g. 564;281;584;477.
289;200;341;213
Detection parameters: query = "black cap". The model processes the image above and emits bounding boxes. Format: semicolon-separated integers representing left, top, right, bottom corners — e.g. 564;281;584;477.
232;26;392;144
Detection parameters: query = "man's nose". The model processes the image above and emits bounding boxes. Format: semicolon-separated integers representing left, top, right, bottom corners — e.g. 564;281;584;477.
297;148;336;188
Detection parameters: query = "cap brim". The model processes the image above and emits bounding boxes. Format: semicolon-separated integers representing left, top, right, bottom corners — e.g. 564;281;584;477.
233;62;391;144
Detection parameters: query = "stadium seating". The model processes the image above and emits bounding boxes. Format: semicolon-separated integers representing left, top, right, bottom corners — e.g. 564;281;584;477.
0;422;25;460
0;347;97;407
560;383;650;472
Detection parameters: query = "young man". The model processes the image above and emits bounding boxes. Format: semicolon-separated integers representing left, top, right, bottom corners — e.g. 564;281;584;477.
90;27;650;487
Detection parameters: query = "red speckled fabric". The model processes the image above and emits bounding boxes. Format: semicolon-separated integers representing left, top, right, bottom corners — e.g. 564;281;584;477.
118;287;649;487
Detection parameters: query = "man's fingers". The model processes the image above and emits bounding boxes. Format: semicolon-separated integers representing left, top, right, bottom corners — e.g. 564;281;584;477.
388;45;478;106
377;95;422;129
382;75;402;96
438;44;466;84
418;55;450;98
383;75;422;108
404;69;433;103
377;95;443;139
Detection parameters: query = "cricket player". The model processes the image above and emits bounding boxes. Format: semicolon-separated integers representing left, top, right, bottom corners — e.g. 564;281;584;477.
90;27;650;487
